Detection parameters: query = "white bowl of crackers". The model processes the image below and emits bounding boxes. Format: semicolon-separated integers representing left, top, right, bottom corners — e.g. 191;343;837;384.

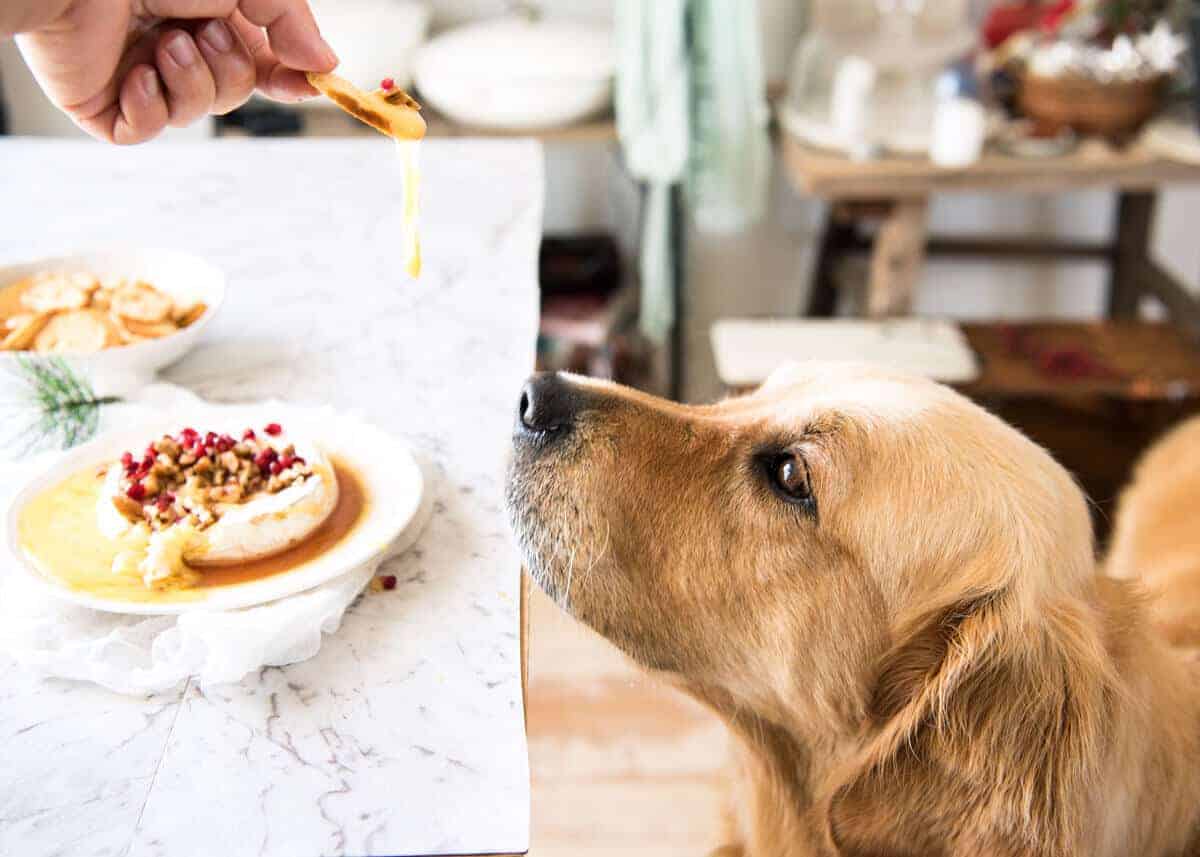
0;248;223;382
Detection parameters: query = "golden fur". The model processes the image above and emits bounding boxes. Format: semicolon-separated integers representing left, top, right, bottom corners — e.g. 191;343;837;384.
505;363;1200;856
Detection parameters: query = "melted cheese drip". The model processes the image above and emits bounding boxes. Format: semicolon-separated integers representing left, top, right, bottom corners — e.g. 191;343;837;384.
17;467;202;603
398;139;422;279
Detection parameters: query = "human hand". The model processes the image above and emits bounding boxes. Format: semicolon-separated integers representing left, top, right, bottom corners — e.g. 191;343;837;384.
7;0;338;144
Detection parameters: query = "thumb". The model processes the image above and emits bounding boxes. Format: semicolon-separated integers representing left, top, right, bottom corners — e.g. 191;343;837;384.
238;0;337;72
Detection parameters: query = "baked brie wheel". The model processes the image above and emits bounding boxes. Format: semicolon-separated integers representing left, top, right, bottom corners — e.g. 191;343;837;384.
98;424;338;588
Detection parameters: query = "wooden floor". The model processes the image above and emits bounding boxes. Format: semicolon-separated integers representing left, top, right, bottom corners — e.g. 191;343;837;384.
525;586;729;856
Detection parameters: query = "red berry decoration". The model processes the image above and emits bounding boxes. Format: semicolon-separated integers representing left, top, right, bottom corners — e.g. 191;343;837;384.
242;429;256;441
254;448;278;471
381;77;395;91
381;575;397;591
264;423;282;436
126;482;146;501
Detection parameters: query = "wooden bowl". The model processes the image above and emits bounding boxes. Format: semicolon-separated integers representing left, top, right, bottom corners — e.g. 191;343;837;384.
1017;72;1167;142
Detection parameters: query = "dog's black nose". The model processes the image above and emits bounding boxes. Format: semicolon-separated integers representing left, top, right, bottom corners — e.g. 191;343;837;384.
517;372;579;436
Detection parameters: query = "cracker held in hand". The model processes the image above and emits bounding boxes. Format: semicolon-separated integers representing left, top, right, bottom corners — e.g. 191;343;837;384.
306;72;426;141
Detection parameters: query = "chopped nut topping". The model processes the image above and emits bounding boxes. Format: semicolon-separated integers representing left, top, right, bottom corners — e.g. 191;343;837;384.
113;423;313;531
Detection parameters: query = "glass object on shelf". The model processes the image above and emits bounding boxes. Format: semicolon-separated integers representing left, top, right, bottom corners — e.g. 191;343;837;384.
781;0;975;156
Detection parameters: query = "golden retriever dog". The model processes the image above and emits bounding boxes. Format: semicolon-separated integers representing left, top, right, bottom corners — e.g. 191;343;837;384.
505;363;1200;857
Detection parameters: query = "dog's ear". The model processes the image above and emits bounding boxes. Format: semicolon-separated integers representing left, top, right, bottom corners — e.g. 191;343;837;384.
825;592;1002;857
825;585;1115;857
866;592;1000;726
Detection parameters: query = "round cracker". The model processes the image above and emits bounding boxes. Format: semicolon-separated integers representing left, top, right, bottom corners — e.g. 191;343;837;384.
21;277;90;313
33;309;119;354
112;282;173;323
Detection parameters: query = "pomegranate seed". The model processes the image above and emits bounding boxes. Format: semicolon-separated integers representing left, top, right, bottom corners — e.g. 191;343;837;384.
270;460;285;475
279;455;295;470
144;444;157;458
141;453;155;469
254;448;277;470
242;429;256;441
264;423;282;436
292;456;306;467
120;451;134;467
381;575;397;590
381;78;395;91
205;431;218;446
181;427;198;440
126;482;146;501
156;493;173;511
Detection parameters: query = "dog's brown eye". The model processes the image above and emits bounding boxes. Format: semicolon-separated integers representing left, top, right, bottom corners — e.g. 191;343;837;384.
775;455;810;499
759;450;817;519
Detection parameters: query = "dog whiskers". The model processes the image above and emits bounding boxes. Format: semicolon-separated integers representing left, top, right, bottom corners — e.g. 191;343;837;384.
579;518;610;594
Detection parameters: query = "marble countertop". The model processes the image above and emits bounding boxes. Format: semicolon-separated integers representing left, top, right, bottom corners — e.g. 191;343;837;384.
0;138;540;857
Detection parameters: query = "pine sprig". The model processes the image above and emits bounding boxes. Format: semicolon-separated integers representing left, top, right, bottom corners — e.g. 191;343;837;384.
0;356;120;456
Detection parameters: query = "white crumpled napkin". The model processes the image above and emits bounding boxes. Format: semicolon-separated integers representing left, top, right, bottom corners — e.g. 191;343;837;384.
0;383;430;695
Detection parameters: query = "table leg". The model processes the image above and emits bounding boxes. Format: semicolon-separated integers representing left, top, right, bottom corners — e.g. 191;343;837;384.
1108;190;1157;319
807;206;858;317
867;197;930;318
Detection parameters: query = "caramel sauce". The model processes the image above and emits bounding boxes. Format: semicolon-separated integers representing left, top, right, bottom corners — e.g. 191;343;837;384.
199;460;366;588
18;456;368;605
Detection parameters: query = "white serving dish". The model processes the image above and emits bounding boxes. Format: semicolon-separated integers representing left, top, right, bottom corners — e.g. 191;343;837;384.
301;0;431;104
0;248;225;386
413;15;614;130
4;404;424;615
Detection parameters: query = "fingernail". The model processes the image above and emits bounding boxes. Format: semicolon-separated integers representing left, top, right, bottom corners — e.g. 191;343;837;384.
141;68;160;98
166;33;198;67
199;20;234;54
318;39;339;69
